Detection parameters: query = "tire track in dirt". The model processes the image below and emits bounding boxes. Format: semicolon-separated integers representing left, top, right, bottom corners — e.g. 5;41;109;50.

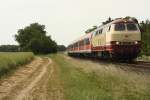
0;57;53;100
0;57;43;99
26;58;54;100
27;57;64;100
15;58;52;100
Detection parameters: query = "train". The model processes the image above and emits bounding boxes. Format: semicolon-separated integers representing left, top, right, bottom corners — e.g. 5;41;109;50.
67;18;141;60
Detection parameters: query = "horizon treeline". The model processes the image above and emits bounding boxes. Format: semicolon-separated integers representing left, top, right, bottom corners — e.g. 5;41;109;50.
140;20;150;56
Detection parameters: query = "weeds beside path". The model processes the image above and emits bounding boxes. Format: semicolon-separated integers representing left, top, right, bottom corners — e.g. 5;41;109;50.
50;54;150;100
0;52;34;78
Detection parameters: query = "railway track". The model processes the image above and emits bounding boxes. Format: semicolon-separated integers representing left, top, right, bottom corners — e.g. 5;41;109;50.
122;61;150;69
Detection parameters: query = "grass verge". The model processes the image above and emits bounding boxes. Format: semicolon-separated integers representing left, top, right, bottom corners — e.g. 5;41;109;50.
50;54;150;100
138;55;150;62
0;52;34;77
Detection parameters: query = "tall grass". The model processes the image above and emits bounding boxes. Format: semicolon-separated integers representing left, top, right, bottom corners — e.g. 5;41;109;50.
50;54;150;100
0;52;34;77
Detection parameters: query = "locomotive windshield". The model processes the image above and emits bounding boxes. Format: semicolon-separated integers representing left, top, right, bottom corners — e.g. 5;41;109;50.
115;23;125;31
115;23;138;31
127;23;137;31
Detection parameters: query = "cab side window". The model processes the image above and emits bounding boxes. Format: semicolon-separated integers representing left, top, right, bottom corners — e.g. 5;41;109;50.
99;29;103;34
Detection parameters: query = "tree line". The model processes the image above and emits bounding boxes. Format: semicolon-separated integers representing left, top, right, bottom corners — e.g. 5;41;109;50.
140;20;150;56
0;45;19;52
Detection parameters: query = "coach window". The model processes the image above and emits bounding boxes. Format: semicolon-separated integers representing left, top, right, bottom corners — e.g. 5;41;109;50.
94;31;97;36
96;31;98;35
82;40;84;46
70;45;72;49
79;41;81;46
80;40;83;46
80;41;82;46
77;42;79;47
85;38;90;45
98;30;100;34
100;29;103;34
98;30;101;34
75;43;77;48
83;39;86;45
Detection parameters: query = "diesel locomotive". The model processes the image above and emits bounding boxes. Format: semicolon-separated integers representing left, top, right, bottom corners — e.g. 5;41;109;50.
67;18;141;60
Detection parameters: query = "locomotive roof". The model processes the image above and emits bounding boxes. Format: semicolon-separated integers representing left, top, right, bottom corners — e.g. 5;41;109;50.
95;18;136;31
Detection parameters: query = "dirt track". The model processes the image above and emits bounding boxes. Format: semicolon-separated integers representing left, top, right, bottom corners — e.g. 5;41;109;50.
0;57;63;100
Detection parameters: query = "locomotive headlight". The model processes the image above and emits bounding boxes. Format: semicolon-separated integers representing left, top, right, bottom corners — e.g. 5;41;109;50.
134;41;138;44
116;41;120;45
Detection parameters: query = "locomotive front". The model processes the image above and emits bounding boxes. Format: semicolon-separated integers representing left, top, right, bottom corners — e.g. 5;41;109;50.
106;19;141;60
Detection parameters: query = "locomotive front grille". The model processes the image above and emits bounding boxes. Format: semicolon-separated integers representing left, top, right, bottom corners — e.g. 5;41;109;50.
120;42;135;45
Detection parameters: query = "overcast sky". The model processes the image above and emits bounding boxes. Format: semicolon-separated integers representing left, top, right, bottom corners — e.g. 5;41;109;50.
0;0;149;46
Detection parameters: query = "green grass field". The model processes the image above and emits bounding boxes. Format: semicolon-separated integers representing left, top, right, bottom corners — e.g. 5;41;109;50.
138;55;150;62
0;52;34;77
50;54;150;100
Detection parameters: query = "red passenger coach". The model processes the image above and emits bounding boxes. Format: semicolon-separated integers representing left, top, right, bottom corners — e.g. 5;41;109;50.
68;33;92;56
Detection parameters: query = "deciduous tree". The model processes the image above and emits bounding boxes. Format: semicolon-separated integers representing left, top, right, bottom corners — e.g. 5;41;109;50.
15;23;57;54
